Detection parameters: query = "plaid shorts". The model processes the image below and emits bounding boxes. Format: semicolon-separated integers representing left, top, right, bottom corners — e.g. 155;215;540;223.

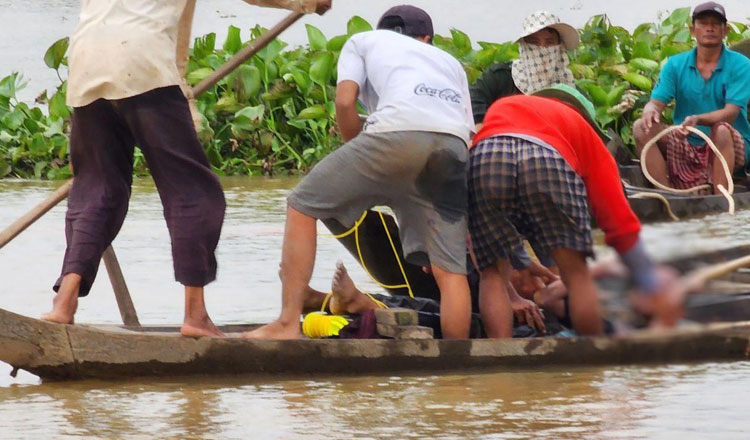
468;136;593;271
661;122;746;192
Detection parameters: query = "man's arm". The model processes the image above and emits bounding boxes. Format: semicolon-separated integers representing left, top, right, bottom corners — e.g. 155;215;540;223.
336;80;363;142
239;0;330;14
681;105;742;131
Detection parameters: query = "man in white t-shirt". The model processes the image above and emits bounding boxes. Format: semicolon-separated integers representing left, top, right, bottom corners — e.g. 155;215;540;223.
244;5;475;340
43;0;331;337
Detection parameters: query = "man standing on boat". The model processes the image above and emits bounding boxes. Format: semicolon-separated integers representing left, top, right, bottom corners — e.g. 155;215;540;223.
42;0;332;337
469;85;685;337
634;2;750;194
244;5;476;340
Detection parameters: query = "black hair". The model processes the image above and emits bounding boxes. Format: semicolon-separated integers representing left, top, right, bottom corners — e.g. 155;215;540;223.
378;16;407;34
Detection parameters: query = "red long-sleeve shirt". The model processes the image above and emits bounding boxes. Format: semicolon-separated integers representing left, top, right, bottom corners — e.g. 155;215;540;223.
472;95;641;253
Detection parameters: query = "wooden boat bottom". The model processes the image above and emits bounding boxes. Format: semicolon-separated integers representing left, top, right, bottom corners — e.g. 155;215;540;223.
2;308;750;381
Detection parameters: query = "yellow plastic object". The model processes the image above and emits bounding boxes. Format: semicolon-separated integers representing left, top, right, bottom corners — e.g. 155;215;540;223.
302;312;350;338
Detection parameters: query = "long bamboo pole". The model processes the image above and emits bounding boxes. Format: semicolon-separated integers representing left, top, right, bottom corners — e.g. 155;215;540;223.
0;11;307;325
0;179;73;250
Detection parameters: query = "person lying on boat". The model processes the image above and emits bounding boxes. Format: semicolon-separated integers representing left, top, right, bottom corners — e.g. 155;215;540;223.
468;84;686;337
244;5;476;340
299;259;629;338
633;2;750;195
41;0;332;338
470;10;579;132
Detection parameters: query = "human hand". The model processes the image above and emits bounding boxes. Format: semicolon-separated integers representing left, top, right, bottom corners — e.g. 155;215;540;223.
510;295;546;333
315;0;331;15
630;266;686;328
678;115;699;136
642;107;661;130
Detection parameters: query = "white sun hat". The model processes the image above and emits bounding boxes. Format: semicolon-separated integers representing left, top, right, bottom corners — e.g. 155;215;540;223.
517;11;580;50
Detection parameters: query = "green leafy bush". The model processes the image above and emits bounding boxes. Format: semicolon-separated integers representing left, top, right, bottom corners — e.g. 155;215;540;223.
2;9;750;178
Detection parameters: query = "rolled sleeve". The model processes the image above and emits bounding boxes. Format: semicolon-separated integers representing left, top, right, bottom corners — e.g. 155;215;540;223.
337;38;366;88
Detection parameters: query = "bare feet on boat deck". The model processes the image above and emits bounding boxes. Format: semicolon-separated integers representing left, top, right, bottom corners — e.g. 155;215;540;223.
241;320;301;339
330;261;376;315
41;274;80;324
180;316;225;338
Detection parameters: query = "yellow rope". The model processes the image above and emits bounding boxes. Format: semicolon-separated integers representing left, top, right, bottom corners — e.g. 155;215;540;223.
377;211;414;298
320;293;332;312
365;292;389;309
323;209;415;298
331;210;369;239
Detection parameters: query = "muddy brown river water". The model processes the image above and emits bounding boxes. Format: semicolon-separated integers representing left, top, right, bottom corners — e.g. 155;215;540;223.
1;178;750;439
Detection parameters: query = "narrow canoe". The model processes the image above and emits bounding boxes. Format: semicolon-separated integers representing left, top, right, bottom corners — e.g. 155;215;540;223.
620;164;750;222
1;307;750;381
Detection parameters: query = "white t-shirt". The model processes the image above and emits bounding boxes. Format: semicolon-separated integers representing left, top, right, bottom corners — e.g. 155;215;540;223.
337;30;475;146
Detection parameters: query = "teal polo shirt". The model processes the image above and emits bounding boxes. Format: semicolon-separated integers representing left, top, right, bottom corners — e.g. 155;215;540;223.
651;45;750;163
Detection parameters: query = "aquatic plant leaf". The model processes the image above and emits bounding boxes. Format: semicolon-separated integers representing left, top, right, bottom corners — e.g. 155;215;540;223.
224;26;242;55
306;24;328;51
327;35;349;52
295;105;327;120
187;68;214;86
347;16;372;36
44;38;69;70
309;52;334;87
0;159;10;178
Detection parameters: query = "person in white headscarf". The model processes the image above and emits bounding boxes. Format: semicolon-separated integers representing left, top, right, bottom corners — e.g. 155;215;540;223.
470;10;579;130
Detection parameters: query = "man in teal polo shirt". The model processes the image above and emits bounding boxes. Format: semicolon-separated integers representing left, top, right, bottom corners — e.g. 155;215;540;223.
633;1;750;194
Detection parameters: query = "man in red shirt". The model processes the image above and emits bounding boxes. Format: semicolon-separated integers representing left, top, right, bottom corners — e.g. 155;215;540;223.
469;84;684;337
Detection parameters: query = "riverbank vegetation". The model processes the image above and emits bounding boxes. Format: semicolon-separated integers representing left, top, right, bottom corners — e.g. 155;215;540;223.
1;7;749;179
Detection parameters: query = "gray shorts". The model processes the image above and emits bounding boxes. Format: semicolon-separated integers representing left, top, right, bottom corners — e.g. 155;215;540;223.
288;131;469;274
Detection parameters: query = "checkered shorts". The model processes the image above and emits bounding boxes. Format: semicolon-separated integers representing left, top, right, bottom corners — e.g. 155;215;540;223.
660;122;746;193
468;136;593;271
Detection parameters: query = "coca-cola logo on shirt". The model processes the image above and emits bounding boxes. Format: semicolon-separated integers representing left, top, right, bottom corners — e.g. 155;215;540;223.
413;83;462;103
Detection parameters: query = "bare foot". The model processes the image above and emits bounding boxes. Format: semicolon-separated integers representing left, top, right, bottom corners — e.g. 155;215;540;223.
41;291;78;324
241;319;301;339
181;316;225;338
330;261;376;315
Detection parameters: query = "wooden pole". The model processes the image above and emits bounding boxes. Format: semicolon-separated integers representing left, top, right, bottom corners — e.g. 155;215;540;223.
193;11;304;96
102;246;140;326
0;180;73;250
684;254;750;292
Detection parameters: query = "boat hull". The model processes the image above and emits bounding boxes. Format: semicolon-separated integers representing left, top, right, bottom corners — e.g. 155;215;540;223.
1;308;749;381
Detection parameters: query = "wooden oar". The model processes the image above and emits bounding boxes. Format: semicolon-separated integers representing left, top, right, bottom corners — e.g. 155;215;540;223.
683;254;750;293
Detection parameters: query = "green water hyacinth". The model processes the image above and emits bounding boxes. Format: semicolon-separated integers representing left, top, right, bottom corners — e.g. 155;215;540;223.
2;9;750;178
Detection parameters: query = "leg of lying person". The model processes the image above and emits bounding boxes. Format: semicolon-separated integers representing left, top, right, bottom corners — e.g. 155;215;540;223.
477;260;513;338
710;123;736;194
633;118;670;186
550;248;603;335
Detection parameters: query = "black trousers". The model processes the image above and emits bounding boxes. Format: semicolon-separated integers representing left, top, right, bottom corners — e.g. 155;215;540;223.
54;86;225;296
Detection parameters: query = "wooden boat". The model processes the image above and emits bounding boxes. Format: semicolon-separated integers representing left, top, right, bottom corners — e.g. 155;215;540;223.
620;164;750;223
3;243;750;381
1;306;750;381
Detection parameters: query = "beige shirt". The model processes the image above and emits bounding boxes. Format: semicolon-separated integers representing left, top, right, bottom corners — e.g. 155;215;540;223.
67;0;317;108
